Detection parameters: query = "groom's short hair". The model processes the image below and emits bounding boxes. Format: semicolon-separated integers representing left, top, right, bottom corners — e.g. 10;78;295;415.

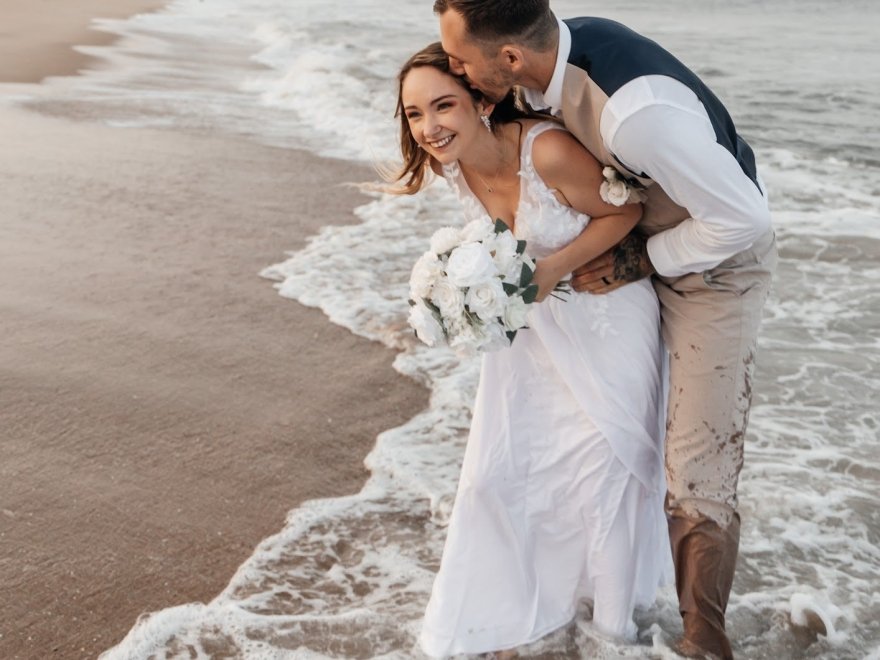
434;0;556;53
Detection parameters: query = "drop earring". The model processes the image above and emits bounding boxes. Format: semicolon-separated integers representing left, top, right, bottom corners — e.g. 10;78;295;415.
480;114;492;132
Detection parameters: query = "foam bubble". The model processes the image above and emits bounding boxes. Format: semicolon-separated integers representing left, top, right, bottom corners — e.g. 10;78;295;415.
790;593;840;639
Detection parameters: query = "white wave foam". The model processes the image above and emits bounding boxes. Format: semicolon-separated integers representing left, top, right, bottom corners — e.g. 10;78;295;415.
790;593;841;639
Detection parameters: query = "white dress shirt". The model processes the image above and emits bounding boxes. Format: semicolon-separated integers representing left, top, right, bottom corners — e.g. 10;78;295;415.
524;19;771;278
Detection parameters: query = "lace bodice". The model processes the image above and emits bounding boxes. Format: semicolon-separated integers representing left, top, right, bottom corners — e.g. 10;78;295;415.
442;122;591;259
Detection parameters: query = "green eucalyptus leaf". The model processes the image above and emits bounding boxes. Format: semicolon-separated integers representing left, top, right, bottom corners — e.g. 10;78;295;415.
522;284;538;304
502;282;518;296
519;263;534;288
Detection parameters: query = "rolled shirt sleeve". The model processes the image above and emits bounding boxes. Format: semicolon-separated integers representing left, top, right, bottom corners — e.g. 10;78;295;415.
604;79;771;278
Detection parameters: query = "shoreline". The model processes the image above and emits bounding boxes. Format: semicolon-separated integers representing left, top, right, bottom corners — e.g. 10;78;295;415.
0;0;168;84
0;5;429;659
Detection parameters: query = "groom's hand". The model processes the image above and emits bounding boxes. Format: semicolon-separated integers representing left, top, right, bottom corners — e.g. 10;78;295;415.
571;234;655;294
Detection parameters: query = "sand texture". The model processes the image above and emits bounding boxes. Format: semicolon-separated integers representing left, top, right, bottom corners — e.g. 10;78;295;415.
0;100;425;658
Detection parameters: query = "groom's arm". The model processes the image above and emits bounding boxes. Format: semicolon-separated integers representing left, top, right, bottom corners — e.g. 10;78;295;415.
572;79;771;292
610;101;771;278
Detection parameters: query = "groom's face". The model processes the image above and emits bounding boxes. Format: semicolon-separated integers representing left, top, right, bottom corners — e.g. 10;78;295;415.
439;9;514;104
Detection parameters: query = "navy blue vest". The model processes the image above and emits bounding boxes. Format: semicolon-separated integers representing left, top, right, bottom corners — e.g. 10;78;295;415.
564;17;760;192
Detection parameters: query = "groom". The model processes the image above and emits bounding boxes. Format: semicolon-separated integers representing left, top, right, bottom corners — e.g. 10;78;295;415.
435;1;777;658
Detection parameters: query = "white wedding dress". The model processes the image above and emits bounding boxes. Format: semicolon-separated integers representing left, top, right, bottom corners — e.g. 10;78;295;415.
419;122;672;658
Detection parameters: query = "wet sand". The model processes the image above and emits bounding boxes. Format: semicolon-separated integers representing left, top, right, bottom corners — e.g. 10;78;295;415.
0;5;427;659
0;0;168;83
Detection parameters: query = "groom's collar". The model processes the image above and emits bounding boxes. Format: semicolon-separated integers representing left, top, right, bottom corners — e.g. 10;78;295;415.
522;16;570;114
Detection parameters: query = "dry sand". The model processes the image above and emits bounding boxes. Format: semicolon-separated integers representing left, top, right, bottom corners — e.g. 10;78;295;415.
0;4;428;659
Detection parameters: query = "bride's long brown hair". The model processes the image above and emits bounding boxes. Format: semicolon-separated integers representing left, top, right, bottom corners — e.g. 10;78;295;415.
391;41;542;195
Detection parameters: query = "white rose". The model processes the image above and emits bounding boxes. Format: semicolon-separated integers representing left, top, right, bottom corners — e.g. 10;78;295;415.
449;320;482;353
409;251;443;299
430;226;463;255
477;320;510;352
502;251;535;287
502;258;524;285
502;294;531;331
445;242;498;288
602;166;619;180
465;277;506;321
444;312;467;337
430;276;466;319
490;229;519;274
600;178;631;206
408;300;445;347
460;218;496;243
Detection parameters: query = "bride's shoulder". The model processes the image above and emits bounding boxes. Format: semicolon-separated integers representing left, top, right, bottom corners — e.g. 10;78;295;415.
530;124;585;162
530;126;601;184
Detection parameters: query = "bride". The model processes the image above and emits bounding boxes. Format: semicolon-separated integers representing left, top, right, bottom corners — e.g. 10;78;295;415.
393;43;671;658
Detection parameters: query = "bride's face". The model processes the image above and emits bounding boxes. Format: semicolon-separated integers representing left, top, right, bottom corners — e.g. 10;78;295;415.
401;66;486;165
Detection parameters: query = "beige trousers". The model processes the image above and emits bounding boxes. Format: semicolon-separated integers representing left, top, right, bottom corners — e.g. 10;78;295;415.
655;230;778;529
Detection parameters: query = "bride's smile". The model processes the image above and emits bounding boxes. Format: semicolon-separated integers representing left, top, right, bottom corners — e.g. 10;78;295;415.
427;134;455;149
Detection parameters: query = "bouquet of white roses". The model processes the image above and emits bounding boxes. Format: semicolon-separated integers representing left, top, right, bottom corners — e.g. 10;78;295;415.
407;217;556;353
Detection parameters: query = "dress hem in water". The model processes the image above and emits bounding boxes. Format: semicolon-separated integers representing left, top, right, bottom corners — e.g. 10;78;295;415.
419;605;576;658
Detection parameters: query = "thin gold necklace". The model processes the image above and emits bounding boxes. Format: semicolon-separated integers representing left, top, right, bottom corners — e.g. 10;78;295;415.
468;132;509;193
474;167;503;193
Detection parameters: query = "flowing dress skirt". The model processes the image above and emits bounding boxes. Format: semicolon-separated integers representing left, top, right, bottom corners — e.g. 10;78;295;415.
419;279;672;657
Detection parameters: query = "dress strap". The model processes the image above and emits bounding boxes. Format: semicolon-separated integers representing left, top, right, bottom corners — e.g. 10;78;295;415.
520;121;567;170
518;121;568;195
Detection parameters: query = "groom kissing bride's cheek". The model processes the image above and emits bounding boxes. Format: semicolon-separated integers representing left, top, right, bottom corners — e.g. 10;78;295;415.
401;1;775;658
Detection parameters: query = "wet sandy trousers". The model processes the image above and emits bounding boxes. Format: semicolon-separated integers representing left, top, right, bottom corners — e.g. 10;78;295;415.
657;230;777;527
655;230;777;659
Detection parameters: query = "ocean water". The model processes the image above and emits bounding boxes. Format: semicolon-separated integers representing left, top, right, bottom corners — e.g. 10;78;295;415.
13;0;880;657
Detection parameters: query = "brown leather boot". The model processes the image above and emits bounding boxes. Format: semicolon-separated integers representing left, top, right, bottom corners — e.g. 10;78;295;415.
668;510;740;660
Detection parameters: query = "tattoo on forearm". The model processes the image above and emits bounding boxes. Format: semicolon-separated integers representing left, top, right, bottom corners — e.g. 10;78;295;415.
611;235;648;282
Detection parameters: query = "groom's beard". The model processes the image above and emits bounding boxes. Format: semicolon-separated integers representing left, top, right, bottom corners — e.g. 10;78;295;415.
481;87;512;104
468;69;515;104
